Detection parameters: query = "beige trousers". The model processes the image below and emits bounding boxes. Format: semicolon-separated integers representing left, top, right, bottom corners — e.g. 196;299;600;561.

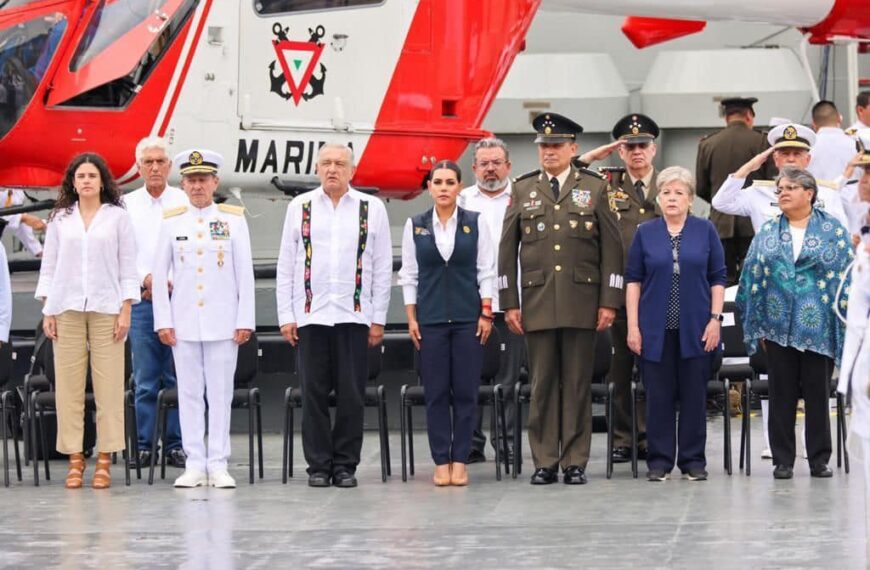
54;311;126;454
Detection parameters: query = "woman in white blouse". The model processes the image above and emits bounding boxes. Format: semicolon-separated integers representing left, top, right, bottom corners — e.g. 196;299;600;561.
398;160;495;486
36;153;140;489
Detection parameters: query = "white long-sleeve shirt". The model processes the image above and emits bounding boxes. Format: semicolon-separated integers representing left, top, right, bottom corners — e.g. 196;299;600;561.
122;185;189;285
276;187;392;328
0;246;11;342
712;175;849;231
1;188;42;256
459;183;511;312
35;203;140;316
398;207;496;305
838;244;870;438
808;127;857;182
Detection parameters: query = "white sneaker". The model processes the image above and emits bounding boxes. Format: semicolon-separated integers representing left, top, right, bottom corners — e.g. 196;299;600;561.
174;469;208;488
209;470;236;489
761;448;772;459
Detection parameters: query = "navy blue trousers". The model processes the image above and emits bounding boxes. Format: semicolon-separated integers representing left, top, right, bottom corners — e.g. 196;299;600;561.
642;330;712;473
419;322;483;465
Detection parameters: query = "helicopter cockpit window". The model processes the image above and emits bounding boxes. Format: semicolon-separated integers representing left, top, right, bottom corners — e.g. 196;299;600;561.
0;1;48;10
254;0;382;15
0;12;66;141
58;0;197;108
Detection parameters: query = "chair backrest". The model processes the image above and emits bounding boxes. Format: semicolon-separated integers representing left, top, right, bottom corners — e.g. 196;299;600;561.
592;329;612;384
233;332;260;388
0;341;13;389
749;342;768;375
367;344;383;381
720;302;747;359
480;325;502;381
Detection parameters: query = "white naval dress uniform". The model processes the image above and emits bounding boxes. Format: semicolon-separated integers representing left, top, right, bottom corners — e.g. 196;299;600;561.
151;202;255;474
712;175;850;232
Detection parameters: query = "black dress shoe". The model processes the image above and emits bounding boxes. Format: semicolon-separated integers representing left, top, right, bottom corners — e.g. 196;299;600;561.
810;464;833;478
563;465;587;485
636;447;649;461
129;449;152;468
166;448;187;468
529;467;558;485
308;471;332;487
773;465;794;479
683;468;708;481
467;449;486;464
647;469;669;482
611;447;631;463
332;469;358;488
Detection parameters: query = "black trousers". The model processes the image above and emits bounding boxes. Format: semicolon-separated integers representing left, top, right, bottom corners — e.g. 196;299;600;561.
472;314;523;453
297;323;369;475
766;341;833;468
419;322;483;465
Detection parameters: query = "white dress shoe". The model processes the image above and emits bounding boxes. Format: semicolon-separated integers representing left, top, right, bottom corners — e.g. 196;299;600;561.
209;470;236;489
174;469;208;488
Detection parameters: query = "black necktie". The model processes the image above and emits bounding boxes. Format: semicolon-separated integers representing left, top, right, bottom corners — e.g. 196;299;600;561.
550;177;560;200
634;180;645;203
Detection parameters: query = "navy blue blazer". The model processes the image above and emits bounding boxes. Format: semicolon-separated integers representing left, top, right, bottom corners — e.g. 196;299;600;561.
625;216;727;363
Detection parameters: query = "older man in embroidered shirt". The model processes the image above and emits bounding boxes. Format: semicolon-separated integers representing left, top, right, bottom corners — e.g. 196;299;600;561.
276;143;393;488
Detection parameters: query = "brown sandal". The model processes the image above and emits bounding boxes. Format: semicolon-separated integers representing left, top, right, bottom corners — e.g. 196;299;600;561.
65;453;86;489
92;453;112;489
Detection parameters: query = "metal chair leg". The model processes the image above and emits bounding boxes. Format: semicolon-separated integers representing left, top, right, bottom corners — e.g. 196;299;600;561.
513;382;522;479
493;386;502;482
256;392;264;480
288;404;295;478
380;386;392;477
29;393;39;486
606;382;614;479
744;380;752;476
631;381;638;479
2;395;9;487
499;385;510;476
839;393;850;473
407;404;415;477
400;386;408;482
377;386;387;483
247;392;255;485
282;388;291;484
38;409;50;481
160;403;169;481
723;379;732;475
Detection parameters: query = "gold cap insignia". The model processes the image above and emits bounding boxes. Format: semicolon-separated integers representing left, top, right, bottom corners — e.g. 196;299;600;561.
189;151;204;165
544;126;552;135
783;126;797;141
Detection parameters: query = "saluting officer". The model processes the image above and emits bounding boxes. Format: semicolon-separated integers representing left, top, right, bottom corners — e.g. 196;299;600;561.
696;97;773;284
152;149;256;489
499;113;624;485
576;113;662;463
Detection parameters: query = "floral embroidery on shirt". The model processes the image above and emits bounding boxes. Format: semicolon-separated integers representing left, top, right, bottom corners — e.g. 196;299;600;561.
354;201;369;312
302;201;313;313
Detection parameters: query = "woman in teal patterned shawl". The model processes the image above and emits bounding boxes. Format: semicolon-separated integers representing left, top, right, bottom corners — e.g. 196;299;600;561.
736;167;853;480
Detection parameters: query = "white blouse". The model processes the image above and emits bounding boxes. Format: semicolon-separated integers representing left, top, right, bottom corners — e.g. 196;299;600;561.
36;203;140;316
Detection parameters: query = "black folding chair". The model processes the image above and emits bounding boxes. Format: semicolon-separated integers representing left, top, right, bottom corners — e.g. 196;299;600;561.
0;342;21;486
149;333;263;484
283;344;391;483
632;348;729;477
513;329;613;478
400;327;507;482
740;343;848;476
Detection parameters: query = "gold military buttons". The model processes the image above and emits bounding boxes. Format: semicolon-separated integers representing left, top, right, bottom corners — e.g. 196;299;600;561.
525;227;531;234
197;232;204;239
197;284;204;291
554;224;561;231
554;205;561;211
197;267;204;274
639;208;646;214
555;265;562;272
554;245;561;251
587;277;592;283
197;249;203;256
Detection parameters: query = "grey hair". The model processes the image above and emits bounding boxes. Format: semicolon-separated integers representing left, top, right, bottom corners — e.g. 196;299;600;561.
776;166;818;205
656;166;696;198
317;143;355;166
473;137;510;162
135;136;170;163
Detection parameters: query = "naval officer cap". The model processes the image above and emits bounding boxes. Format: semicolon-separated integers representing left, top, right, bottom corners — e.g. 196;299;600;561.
174;149;223;176
532;113;583;144
855;129;870;165
767;123;815;151
611;113;659;143
720;96;758;116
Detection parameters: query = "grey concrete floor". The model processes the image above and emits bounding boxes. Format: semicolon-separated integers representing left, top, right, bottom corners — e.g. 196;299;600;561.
0;414;867;569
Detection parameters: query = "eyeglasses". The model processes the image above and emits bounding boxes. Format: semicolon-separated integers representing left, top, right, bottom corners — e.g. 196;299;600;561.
774;184;810;194
476;160;506;169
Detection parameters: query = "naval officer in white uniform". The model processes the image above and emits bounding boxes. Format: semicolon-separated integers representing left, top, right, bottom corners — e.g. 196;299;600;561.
152;149;256;489
712;123;849;231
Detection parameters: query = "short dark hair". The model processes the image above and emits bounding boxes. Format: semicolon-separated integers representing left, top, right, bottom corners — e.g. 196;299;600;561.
429;160;462;184
858;91;870;109
776;166;818;205
811;100;839;126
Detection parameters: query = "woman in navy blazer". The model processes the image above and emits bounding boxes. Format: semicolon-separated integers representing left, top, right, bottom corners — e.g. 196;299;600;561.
625;166;727;482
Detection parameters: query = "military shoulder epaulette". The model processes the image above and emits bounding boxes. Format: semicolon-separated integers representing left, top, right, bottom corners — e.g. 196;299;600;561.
754;180;775;187
817;179;837;188
512;169;541;184
576;167;605;180
163;206;187;219
218;203;245;216
845;128;858;136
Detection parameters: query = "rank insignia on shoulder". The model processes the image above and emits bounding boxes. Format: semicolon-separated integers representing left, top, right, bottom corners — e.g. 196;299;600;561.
218;204;245;216
577;167;605;180
163;206;187;219
512;169;541;184
755;180;775;187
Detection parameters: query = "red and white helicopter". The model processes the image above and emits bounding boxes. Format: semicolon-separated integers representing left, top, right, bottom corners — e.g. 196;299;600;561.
0;0;868;200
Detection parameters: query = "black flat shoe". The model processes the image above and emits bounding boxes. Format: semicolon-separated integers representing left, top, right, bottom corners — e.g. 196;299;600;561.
530;467;558;485
166;448;187;469
683;468;708;481
611;447;631;464
647;469;669;481
773;465;794;479
636;447;649;461
129;449;153;468
332;470;358;488
810;464;833;478
467;449;486;464
308;471;332;487
563;465;587;485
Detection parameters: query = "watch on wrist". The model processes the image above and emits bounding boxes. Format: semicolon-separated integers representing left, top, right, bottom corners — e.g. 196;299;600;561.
710;313;724;322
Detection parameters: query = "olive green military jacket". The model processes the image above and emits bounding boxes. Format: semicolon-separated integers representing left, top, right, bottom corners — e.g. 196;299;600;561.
498;165;624;332
695;121;772;239
610;168;661;262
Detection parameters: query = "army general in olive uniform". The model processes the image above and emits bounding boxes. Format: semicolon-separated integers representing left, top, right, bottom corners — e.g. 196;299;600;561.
576;113;662;463
499;113;624;485
696;97;774;284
